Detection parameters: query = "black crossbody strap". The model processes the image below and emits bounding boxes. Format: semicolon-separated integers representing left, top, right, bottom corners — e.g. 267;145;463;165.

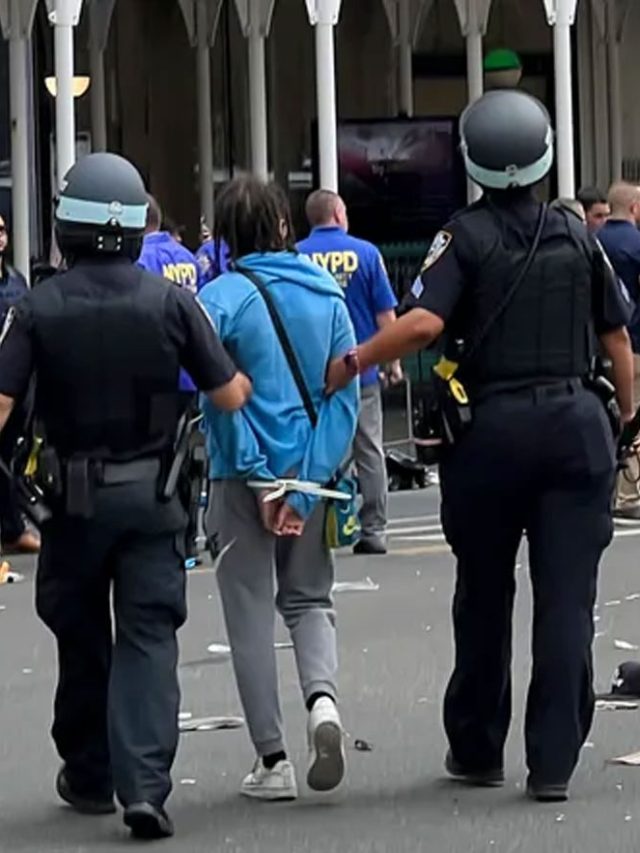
236;266;319;428
462;203;548;365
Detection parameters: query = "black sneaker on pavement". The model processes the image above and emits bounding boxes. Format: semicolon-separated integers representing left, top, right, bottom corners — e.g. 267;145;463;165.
445;750;505;787
56;767;116;815
124;802;174;840
353;539;387;556
526;778;569;803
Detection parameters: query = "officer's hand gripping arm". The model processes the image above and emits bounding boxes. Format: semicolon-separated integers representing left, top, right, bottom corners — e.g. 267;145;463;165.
205;372;252;412
326;308;444;394
600;327;634;423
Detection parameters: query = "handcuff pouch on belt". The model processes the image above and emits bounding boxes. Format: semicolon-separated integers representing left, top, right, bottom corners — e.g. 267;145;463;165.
431;357;472;448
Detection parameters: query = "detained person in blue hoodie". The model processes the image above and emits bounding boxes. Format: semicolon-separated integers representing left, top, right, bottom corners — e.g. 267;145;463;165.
199;177;359;802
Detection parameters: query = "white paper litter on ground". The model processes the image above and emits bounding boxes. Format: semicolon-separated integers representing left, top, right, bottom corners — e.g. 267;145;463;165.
333;577;380;593
608;752;640;766
178;712;193;722
180;778;197;785
207;643;232;659
626;594;640;601
605;600;622;607
179;715;244;733
615;640;639;651
596;699;639;711
274;641;294;650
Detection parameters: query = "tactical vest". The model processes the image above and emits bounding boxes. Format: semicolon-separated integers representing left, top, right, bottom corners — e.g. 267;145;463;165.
452;205;595;390
30;264;181;460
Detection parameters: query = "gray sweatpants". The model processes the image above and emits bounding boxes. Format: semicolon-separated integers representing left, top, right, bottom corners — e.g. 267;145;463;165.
206;480;338;757
355;383;387;543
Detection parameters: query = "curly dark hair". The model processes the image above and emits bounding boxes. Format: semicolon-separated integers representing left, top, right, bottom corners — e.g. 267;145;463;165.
214;176;296;260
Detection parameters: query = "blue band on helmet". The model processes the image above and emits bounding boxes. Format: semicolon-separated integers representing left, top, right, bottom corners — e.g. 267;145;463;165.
56;196;148;229
462;131;554;190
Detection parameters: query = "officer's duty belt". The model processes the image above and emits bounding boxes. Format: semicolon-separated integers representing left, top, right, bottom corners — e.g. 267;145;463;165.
98;458;161;486
476;378;582;403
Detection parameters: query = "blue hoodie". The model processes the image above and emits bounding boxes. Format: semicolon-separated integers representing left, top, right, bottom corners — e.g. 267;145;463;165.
199;251;359;519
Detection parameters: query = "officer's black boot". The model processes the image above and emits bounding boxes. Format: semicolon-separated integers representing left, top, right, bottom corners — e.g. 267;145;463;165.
124;802;174;840
56;766;116;815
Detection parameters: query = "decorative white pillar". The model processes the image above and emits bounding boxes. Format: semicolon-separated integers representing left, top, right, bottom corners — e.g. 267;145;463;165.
398;0;413;115
543;0;579;198
88;0;115;153
0;0;38;280
178;0;224;229
305;0;342;191
601;0;631;183
46;0;84;187
381;0;434;117
454;0;493;201
235;0;276;181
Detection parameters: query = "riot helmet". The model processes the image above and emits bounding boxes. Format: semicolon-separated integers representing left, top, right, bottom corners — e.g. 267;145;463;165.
460;90;554;190
54;153;148;260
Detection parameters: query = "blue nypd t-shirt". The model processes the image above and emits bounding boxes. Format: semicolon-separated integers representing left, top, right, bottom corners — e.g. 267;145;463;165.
138;231;203;294
137;231;203;391
598;219;640;351
196;239;231;285
297;226;397;386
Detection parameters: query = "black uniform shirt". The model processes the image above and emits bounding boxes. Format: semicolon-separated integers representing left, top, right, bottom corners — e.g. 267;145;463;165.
0;263;238;401
406;193;632;336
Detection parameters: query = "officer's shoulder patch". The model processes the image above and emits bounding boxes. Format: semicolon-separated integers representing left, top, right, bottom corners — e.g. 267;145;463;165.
421;230;452;272
0;306;16;347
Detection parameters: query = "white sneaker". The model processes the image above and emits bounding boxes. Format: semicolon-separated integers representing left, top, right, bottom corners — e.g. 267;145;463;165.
307;697;346;792
240;759;298;801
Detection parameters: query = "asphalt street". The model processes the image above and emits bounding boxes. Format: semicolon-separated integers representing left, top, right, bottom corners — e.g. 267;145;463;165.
3;487;640;852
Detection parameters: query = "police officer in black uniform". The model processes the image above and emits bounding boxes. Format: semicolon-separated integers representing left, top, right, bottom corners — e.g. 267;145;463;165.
0;153;251;839
326;90;634;802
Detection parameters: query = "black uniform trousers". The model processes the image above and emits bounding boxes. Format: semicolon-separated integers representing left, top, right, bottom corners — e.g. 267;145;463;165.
0;408;27;545
35;477;187;808
440;382;615;785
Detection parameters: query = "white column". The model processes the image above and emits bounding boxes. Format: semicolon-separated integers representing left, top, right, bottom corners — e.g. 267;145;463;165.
306;0;342;191
196;1;214;228
89;42;106;151
87;0;115;154
544;0;578;198
466;28;483;105
248;28;268;179
398;0;413;115
553;19;575;196
315;19;338;189
49;0;83;187
606;0;622;182
9;27;29;279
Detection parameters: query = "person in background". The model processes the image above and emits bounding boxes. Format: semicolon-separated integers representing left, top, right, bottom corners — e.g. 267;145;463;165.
138;196;203;294
598;182;640;519
0;214;39;555
200;176;358;802
137;196;204;558
197;231;231;285
577;187;610;233
298;189;401;555
163;217;186;245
